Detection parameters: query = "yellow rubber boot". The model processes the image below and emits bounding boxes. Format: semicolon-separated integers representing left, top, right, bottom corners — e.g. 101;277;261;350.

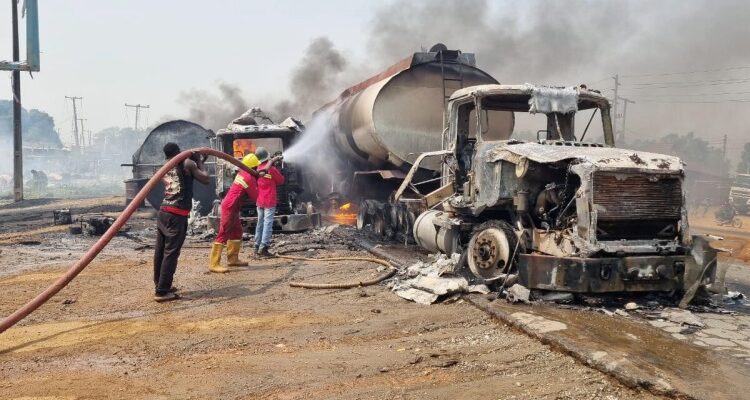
209;242;229;273
227;240;248;267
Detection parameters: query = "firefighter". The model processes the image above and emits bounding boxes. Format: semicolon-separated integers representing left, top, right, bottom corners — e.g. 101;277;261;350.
254;147;285;257
208;153;261;273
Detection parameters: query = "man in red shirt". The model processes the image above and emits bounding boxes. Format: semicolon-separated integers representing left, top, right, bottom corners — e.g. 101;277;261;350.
254;147;285;257
209;154;261;273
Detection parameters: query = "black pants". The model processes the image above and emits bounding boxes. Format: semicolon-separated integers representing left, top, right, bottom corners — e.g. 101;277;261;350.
153;210;188;294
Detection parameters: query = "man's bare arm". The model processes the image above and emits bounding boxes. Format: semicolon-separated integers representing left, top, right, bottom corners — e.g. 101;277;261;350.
185;157;210;185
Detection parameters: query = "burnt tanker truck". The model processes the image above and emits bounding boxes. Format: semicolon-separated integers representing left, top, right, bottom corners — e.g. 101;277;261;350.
314;44;723;297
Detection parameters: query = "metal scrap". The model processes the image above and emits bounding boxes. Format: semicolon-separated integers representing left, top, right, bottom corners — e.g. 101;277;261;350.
393;253;489;305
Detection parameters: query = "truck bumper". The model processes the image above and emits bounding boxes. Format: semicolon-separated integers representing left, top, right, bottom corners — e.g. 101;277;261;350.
208;213;321;233
517;254;687;293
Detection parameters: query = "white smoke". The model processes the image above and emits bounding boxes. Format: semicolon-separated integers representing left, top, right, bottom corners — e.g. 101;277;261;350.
283;110;345;197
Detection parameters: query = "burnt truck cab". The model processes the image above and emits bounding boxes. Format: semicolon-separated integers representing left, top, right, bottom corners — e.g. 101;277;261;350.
729;174;750;214
402;84;721;294
209;108;319;233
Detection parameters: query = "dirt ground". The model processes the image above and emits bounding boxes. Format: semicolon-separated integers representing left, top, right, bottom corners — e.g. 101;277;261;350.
0;197;660;399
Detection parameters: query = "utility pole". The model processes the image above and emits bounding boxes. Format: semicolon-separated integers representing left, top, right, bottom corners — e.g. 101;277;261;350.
722;134;727;159
65;96;82;150
78;118;87;147
617;96;635;144
11;0;22;202
611;74;620;141
125;103;150;131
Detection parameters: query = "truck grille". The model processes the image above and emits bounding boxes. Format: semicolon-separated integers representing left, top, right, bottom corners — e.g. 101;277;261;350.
593;172;682;240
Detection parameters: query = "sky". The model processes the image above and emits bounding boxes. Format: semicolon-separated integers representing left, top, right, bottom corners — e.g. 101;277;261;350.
1;0;750;163
0;1;375;143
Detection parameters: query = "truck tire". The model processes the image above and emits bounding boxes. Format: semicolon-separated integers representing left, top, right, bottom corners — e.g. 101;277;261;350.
467;220;518;281
356;200;369;230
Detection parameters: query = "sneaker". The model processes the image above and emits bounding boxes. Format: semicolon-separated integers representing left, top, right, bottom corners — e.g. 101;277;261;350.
154;292;180;302
254;247;260;256
168;286;178;293
258;247;272;257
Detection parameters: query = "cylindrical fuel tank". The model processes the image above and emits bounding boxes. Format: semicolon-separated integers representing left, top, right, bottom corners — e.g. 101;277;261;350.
321;49;501;172
413;210;459;254
130;120;216;215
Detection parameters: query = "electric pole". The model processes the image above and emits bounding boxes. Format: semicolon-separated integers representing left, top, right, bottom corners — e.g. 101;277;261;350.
722;134;727;159
125;103;150;131
617;96;635;144
65;96;82;150
612;74;620;141
11;0;22;201
78;118;87;147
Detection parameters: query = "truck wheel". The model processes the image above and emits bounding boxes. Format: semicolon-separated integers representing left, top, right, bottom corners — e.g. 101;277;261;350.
467;220;518;280
356;200;369;230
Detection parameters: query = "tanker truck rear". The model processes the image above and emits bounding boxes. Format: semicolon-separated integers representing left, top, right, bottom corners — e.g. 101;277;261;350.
314;45;722;297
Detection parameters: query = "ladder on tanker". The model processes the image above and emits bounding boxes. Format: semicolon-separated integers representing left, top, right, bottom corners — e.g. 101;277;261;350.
439;50;465;132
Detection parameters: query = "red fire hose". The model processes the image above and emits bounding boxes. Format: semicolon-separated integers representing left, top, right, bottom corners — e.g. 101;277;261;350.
0;147;258;334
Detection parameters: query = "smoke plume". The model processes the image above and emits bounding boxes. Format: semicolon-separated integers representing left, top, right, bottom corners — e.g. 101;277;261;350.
273;37;349;120
177;82;249;132
174;0;750;162
365;0;750;161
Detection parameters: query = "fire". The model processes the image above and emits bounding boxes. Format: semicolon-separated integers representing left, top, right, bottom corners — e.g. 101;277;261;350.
327;202;357;225
233;139;257;158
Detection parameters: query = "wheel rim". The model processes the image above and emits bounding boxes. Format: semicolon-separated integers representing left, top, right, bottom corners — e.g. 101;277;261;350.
468;228;511;280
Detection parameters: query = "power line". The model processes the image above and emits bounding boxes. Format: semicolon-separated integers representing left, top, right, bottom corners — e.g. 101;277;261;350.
623;90;750;98
124;103;150;131
621;65;750;79
621;77;750;88
628;98;750;104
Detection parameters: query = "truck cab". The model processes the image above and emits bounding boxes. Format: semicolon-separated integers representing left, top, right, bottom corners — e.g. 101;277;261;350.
394;84;719;295
729;174;750;214
209;108;319;232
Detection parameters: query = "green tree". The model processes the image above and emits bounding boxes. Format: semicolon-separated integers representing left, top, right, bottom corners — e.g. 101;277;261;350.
0;100;62;147
627;132;729;178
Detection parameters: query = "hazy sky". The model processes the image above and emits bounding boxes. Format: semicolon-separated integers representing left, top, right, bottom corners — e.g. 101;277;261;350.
0;1;376;143
2;0;750;163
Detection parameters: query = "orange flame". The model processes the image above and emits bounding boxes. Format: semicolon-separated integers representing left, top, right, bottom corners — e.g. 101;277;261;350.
233;139;257;158
326;202;357;225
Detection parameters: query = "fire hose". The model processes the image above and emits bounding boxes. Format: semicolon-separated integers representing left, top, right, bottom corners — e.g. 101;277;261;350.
276;253;397;289
0;147;261;334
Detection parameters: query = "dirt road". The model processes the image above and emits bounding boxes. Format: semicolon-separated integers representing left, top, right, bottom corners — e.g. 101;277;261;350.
0;207;658;399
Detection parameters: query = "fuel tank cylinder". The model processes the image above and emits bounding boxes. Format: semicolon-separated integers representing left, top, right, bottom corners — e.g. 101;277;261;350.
318;46;498;172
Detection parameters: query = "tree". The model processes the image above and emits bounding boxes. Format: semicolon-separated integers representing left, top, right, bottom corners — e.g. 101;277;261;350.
739;143;750;174
627;132;730;179
92;126;147;158
0;100;62;148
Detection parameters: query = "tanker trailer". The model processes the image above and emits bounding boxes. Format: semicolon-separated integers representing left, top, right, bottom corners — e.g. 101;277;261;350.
314;44;511;238
315;46;723;297
125;120;216;215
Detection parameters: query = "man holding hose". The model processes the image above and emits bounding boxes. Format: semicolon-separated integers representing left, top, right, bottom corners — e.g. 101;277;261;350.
154;143;210;302
209;153;261;273
254;147;285;257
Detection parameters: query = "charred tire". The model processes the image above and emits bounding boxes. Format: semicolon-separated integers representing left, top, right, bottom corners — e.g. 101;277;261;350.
372;210;386;237
467;220;518;281
356;200;369;230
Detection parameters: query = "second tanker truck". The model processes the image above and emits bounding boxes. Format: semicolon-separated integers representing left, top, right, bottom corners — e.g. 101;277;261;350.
311;44;722;298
